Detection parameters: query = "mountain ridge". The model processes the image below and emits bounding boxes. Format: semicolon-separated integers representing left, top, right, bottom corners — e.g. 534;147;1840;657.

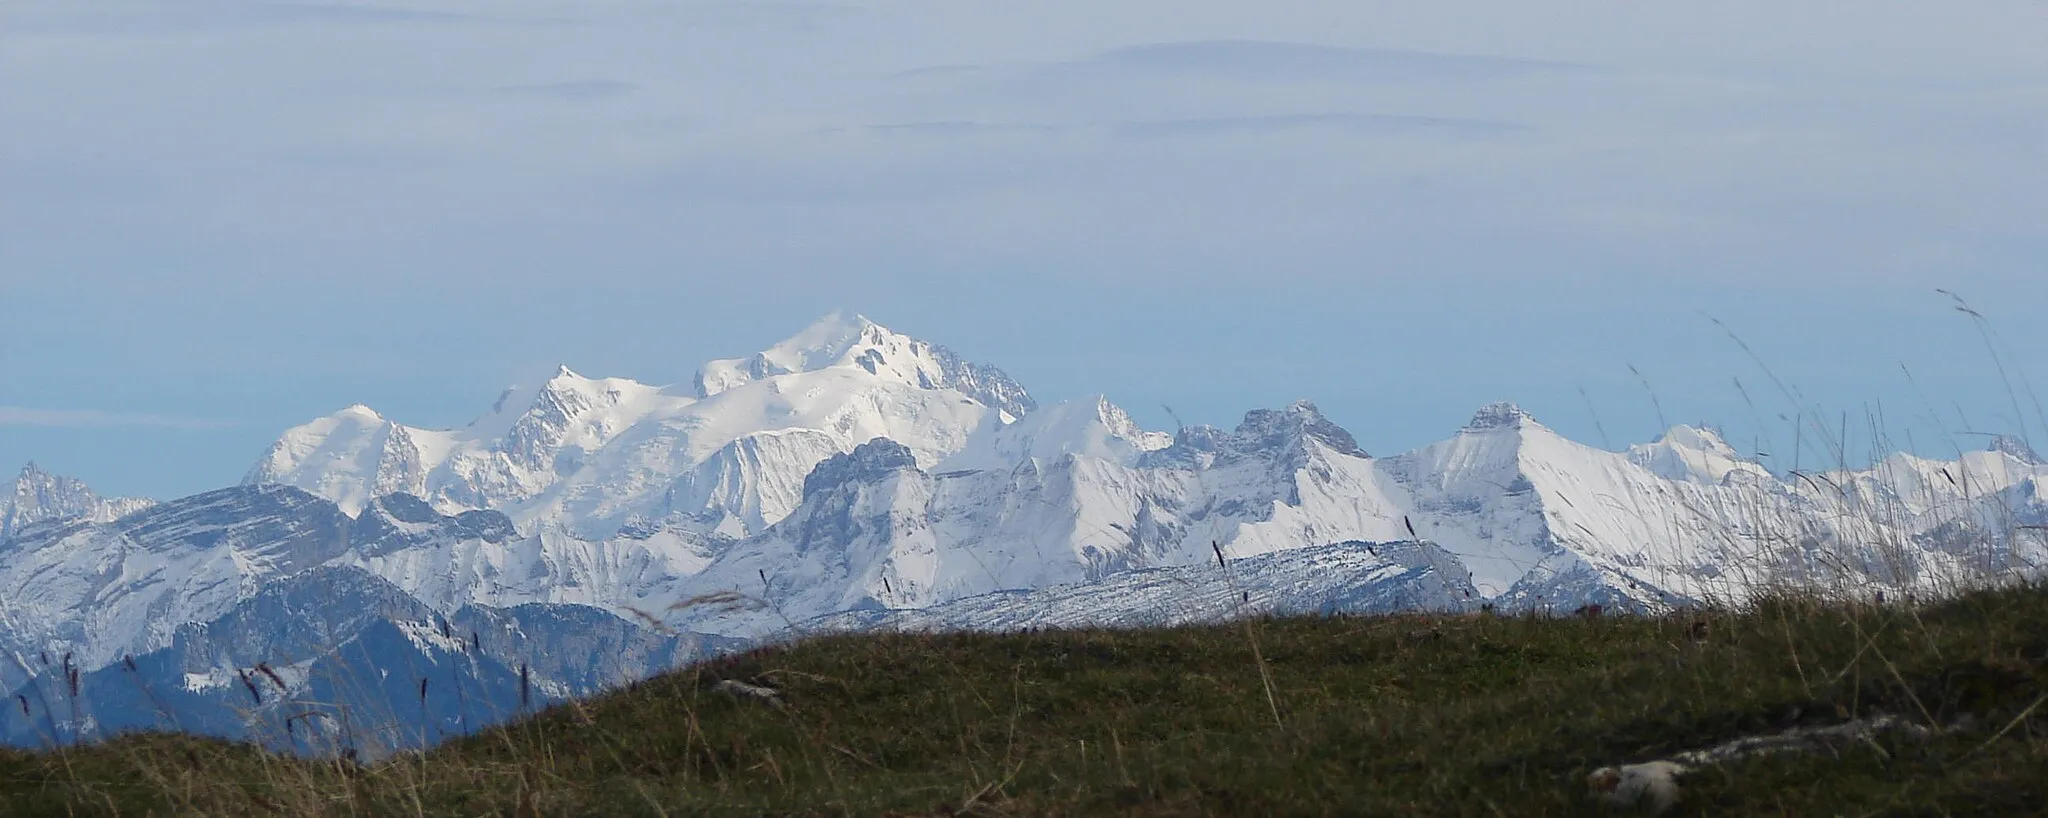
7;311;2046;751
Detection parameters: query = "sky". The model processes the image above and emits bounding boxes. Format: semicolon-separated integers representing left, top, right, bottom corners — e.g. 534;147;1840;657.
2;0;2046;500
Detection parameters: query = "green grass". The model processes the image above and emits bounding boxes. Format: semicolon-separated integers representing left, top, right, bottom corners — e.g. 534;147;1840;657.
4;584;2046;816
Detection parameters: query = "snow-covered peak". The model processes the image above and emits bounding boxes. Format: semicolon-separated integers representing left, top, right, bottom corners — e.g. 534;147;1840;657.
245;404;412;513
753;311;880;377
465;365;667;439
1232;400;1368;459
1628;424;1769;485
693;312;1036;418
499;368;667;455
3;462;155;539
695;312;887;397
1660;424;1732;454
1988;435;2041;465
1463;402;1535;433
1139;400;1369;471
481;365;590;422
13;461;60;491
1096;397;1175;452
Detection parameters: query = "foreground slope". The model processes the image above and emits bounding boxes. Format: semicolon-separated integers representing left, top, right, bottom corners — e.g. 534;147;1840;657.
4;583;2043;816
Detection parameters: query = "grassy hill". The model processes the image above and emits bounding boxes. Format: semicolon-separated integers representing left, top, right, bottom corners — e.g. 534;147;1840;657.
3;584;2045;816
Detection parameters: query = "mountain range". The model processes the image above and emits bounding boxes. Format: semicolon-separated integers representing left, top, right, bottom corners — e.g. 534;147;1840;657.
5;312;2044;753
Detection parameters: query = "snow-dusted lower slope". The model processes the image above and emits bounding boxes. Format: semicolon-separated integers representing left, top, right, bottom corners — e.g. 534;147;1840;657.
247;312;1027;539
0;487;719;692
2;463;153;539
0;485;352;687
4;567;731;755
0;487;737;753
333;494;728;616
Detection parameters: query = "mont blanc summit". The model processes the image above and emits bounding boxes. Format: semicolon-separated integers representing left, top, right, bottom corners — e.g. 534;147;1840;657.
246;313;1021;540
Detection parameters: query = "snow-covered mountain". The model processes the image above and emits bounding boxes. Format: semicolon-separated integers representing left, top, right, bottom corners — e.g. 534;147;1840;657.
2;463;153;539
8;311;2047;752
247;312;1026;540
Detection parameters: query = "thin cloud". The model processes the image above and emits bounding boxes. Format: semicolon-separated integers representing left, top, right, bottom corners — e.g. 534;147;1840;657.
664;2;861;29
253;3;487;25
1088;40;1598;83
0;407;236;431
494;80;639;100
854;114;1525;139
7;1;567;35
1112;112;1528;139
860;121;1063;137
889;65;986;82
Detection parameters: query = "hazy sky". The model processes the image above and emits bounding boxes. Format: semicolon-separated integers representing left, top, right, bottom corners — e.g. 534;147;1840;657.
4;0;2046;499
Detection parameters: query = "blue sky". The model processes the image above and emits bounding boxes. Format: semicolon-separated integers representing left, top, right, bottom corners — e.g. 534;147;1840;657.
3;0;2046;499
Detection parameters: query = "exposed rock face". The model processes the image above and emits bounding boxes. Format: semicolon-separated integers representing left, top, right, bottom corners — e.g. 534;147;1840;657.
802;439;919;500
